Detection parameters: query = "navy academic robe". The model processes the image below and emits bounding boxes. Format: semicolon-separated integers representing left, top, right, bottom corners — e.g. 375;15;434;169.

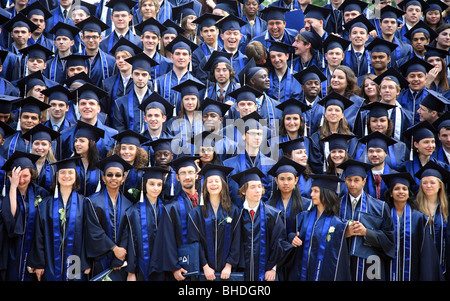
286;208;352;281
81;49;117;87
240;16;267;50
121;167;144;203
364;165;396;202
199;80;240;111
0;77;19;97
99;29;141;54
0;183;49;281
187;203;242;275
251;28;297;52
84;189;133;279
191;42;222;79
397;87;429;125
352;140;408;171
45;6;75;36
324;6;344;35
166;114;204;156
101;73;134;118
344;46;373;79
0;131;30;160
44;54;68;87
267;67;302;103
75;159;102;197
28;191;89;281
339;192;395;281
300;96;324;137
0;49;19;82
149;51;173;80
43;118;75;161
35;159;57;193
432;145;450;166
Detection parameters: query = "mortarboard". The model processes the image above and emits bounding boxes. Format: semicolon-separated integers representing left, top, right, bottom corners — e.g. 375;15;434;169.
19;44;54;61
237;58;263;85
161;19;185;35
230;166;265;187
215;0;239;15
49;22;81;40
22;123;60;143
0;120;16;138
381;171;416;189
373;67;410;90
143;137;174;152
64;71;93;88
0;8;9;26
279;137;305;153
3;12;38;33
190;131;223;151
75;121;105;142
201;98;230;117
202;51;233;72
318;91;354;111
20;1;52;19
106;0;138;13
322;34;351;53
415;160;450;183
112;129;150;146
398;0;430;10
200;163;233;180
0;95;20;114
235;111;266;134
16;71;46;97
276;98;311;117
432;111;450;131
13;96;51;115
41;85;71;104
338;0;368;12
70;82;108;103
1;150;40;171
293;65;327;85
140;165;171;180
403;120;437;143
60;54;91;68
171;155;201;172
192;13;222;29
268;40;295;54
358;131;397;153
399;55;434;76
134;17;167;37
366;37;398;55
172;79;205;98
76;16;109;33
109;37;142;56
49;156;81;171
304;4;330;21
0;50;8;66
424;45;450;59
309;174;344;192
267;156;306;178
299;27;323;49
261;6;289;21
404;20;438;42
138;92;174;116
337;159;373;178
125;52;158;73
96;154;133;172
321;133;355;151
343;14;375;33
228;85;263;103
71;1;98;16
172;1;196;23
424;0;448;12
361;101;396;118
165;35;198;53
215;14;247;32
419;89;450;112
380;5;405;20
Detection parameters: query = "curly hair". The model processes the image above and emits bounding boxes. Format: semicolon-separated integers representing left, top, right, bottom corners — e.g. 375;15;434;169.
107;144;149;168
327;65;361;98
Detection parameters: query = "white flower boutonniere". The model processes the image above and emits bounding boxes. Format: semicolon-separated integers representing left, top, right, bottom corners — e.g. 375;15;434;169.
34;195;42;207
326;226;335;242
219;216;233;225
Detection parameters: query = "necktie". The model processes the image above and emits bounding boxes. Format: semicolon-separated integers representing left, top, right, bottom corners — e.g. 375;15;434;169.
190;193;198;208
374;174;382;199
250;209;255;221
218;88;225;102
53;124;59;131
63;9;67;20
356;52;362;62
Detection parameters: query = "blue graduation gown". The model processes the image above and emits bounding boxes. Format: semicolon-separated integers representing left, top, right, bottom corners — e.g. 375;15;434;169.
344;46;373;78
74;159;102;197
324;5;344;35
286;208;351;281
84;188;133;278
81;48;117;87
267;195;312;236
0;183;49;281
44;53;68;85
166;114;204;156
223;151;276;208
29;34;55;53
101;72;134;117
251;28;297;51
28;191;89;281
45;6;75;36
240;201;293;281
339;192;395;281
43;118;75;161
111;87;152;133
301;97;325;137
352;140;408;171
0;77;19;97
191;42;222;78
122;196;165;280
397;87;429;124
187;203;242;274
432;145;450;166
99;29;141;53
121;167;143;203
0;48;19;82
240;16;267;50
363;165;395;202
267;67;302;103
199;80;240;110
149;51;173;80
35;159;56;192
0;131;30;160
389;204;444;281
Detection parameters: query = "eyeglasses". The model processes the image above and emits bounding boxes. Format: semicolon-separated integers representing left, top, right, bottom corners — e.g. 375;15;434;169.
178;171;196;177
246;131;263;137
105;172;123;178
83;35;100;40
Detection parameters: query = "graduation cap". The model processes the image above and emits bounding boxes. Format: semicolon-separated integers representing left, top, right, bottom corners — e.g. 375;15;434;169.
20;1;52;20
71;0;98;16
215;14;247;32
214;0;239;15
199;163;233;181
97;154;133;172
161;19;185;35
1;150;40;171
337;159;373;179
373;67;410;90
228;85;263;103
299;27;323;50
49;22;81;40
165;34;198;53
106;0;137;13
404;20;438;42
420;89;450;112
71;82;108;103
170;155;201;172
125;52;158;73
338;0;368;13
172;79;205;98
19;44;54;61
0;120;16;138
414;160;450;183
268;40;295;54
112;129;150;146
309;174;344;192
399;55;434;76
75;120;105;142
358;131;397;153
109;37;142;56
380;5;405;20
143;137;174;152
398;0;430;10
140;165;171;181
279;137;306;153
318;91;353;111
64;71;93;88
261;6;289;21
424;0;449;12
13;96;51;115
201;98;231;117
76;16;109;33
361;101;396;119
0;95;19;114
276;98;311;118
202;51;233;72
381;171;416;189
192;13;222;29
0;8;9;26
424;45;450;59
403;120;437;143
22;123;60;143
293;65;327;85
366;37;398;55
230;166;265;187
3;11;39;33
134;17;167;37
49;156;81;171
267;156;306;178
432;111;450;132
321;133;356;151
237;58;263;85
304;4;330;21
16;71;46;97
343;14;375;33
323;34;351;53
236;110;266;134
172;1;196;23
190;130;223;151
60;54;91;68
138;92;174;116
0;50;7;66
41;84;71;104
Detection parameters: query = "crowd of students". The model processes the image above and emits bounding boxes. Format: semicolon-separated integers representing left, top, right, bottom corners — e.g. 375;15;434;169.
0;0;449;282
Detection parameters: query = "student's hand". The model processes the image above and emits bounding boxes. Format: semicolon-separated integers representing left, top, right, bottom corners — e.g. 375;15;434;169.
346;221;367;237
265;269;276;281
112;246;127;261
203;264;216;281
173;268;187;281
127;273;137;281
35;269;45;281
220;263;232;280
8;166;22;188
369;29;378;38
291;232;303;247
